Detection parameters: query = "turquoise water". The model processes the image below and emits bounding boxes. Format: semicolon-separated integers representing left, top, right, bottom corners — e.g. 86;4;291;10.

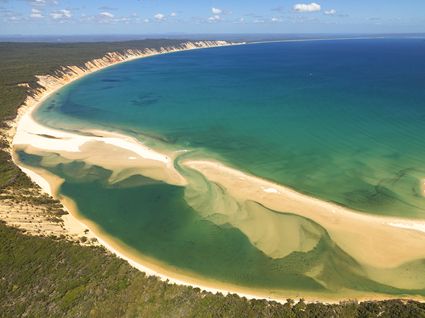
17;150;425;297
36;39;425;218
18;38;425;297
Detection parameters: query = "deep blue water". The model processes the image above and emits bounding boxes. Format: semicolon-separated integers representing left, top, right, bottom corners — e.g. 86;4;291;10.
36;38;425;217
16;38;425;296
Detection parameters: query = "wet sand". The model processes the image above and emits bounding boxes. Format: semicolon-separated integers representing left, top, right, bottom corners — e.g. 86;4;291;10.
9;39;425;302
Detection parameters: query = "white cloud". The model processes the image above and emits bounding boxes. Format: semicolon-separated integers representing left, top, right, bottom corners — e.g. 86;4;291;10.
80;11;142;24
293;2;321;13
170;12;177;17
144;18;150;23
31;0;45;4
209;7;225;22
99;11;114;18
208;14;221;22
8;16;20;21
154;13;165;21
114;17;131;23
271;17;282;22
324;9;336;15
30;0;58;6
211;7;222;15
50;9;71;20
30;8;43;18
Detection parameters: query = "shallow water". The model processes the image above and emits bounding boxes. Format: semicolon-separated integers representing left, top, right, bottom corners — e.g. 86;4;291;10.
35;38;425;218
17;38;425;297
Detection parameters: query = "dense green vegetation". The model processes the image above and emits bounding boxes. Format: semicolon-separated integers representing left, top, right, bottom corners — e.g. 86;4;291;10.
0;39;193;188
1;40;425;317
2;221;425;318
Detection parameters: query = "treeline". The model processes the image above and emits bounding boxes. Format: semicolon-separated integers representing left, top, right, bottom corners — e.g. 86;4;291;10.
0;39;191;188
1;222;425;318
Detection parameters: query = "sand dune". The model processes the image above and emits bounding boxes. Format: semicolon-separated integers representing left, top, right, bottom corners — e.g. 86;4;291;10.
8;39;425;301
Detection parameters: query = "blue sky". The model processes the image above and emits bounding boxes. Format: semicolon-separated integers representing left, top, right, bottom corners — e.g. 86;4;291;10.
1;0;424;35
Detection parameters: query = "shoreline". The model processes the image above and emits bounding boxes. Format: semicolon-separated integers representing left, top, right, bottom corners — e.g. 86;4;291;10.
3;40;241;244
13;156;422;305
8;39;425;304
182;160;425;269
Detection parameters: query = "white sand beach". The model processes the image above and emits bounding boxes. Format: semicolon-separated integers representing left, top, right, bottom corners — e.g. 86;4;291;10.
6;39;425;303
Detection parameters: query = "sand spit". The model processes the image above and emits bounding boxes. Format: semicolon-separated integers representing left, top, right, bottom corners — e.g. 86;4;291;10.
14;114;187;187
183;160;425;269
5;39;306;304
6;39;425;303
12;114;425;302
2;40;240;243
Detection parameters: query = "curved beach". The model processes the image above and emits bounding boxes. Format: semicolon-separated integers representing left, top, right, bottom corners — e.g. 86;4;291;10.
11;39;425;302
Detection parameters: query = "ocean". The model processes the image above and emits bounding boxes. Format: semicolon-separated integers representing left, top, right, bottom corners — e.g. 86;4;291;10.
17;38;425;298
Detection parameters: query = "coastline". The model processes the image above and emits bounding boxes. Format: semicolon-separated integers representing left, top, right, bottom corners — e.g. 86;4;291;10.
12;154;422;304
182;160;425;269
3;40;239;244
7;39;425;303
7;38;324;304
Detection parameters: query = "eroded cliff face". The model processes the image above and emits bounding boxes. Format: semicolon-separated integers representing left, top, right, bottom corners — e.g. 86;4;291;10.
7;40;240;144
36;41;237;94
1;40;241;242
